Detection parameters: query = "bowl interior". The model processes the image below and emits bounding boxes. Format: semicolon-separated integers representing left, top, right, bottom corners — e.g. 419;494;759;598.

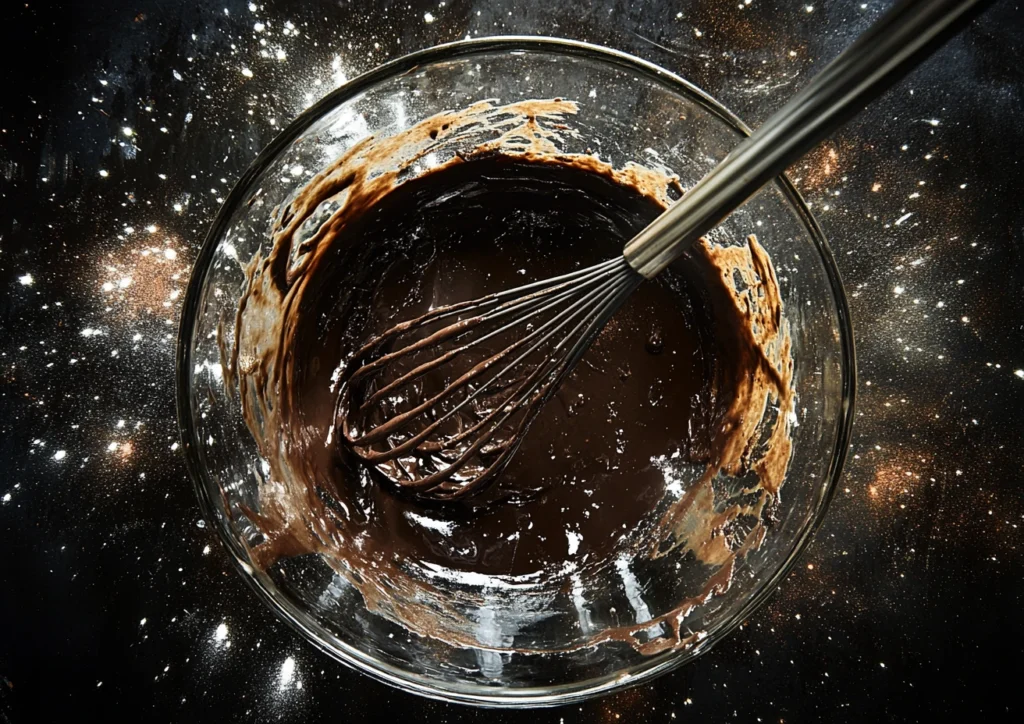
178;38;853;707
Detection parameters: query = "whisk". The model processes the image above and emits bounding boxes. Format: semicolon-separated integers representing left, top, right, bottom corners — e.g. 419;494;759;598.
339;0;990;500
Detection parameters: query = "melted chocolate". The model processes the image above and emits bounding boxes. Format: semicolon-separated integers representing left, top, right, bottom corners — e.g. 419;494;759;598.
296;156;720;576
226;99;794;654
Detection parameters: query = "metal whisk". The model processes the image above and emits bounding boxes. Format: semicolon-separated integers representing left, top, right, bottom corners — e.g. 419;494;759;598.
339;0;989;499
340;256;641;498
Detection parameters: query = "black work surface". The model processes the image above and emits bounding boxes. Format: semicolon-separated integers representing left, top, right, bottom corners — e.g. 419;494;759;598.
1;0;1021;721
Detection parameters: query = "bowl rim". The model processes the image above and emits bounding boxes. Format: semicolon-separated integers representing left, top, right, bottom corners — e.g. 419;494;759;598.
176;35;856;708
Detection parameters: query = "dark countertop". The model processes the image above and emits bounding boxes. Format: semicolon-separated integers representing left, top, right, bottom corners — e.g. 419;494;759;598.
1;0;1021;721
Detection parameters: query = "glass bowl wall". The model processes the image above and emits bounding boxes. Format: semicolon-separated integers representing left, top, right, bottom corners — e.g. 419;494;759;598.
177;37;854;707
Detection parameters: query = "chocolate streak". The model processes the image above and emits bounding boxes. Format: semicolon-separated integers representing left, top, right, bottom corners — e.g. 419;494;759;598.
223;99;794;655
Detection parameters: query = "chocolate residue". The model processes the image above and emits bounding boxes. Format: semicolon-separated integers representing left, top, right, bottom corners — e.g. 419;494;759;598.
222;99;793;655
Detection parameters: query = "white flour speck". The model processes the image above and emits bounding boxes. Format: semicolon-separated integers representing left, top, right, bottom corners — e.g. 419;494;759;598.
566;530;582;555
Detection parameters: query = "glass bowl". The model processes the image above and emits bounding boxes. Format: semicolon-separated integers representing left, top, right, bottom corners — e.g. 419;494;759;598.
177;37;855;707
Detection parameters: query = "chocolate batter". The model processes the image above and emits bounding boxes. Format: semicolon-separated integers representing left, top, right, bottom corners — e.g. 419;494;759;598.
225;100;794;654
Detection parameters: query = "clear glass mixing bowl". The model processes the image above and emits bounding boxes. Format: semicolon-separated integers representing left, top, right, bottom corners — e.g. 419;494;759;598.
177;37;855;707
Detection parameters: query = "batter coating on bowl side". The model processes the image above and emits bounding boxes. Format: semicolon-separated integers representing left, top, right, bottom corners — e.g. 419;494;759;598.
223;99;794;654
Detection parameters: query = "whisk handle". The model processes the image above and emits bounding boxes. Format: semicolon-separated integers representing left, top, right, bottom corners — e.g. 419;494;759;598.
623;0;994;279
